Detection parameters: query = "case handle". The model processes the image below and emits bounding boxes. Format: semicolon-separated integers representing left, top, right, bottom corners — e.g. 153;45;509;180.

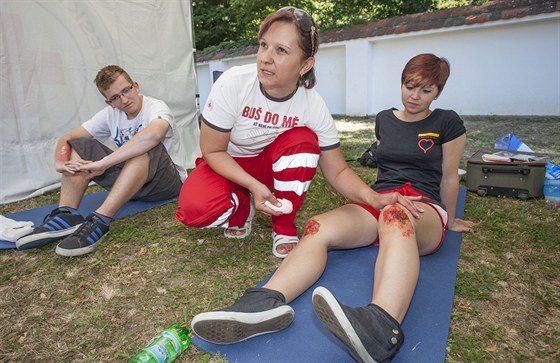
482;167;530;175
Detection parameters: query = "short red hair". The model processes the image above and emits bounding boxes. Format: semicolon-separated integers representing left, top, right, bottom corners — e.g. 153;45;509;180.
401;54;450;96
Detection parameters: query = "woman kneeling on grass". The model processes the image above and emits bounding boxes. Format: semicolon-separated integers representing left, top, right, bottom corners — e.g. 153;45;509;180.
191;53;474;362
176;7;419;259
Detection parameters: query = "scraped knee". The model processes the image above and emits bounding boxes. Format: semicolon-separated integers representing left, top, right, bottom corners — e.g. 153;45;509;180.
303;218;321;237
380;204;415;238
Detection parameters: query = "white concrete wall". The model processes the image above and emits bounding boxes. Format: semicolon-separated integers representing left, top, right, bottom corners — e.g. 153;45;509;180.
314;45;346;114
196;13;560;116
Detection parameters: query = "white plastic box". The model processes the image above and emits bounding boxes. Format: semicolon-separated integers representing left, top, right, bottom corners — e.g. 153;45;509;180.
544;179;560;208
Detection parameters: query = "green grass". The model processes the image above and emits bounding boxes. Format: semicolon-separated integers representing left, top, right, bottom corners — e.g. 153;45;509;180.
0;116;559;362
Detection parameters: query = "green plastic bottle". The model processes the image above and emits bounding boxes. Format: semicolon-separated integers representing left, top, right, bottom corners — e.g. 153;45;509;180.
129;324;191;363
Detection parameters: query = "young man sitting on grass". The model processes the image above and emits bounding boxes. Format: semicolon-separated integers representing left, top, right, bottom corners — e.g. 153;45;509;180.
17;65;187;256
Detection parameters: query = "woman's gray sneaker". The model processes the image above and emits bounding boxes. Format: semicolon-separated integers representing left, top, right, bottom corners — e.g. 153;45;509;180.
312;286;404;363
191;287;295;344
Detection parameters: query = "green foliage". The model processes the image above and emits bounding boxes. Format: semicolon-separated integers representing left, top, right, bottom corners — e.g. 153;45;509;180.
318;0;435;29
192;0;236;49
192;0;488;51
436;0;487;8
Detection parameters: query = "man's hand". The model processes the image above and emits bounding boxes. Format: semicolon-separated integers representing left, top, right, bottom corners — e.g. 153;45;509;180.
55;158;92;176
66;159;107;178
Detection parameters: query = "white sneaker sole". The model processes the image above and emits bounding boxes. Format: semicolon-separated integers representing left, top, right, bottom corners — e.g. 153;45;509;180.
192;305;294;344
16;224;82;250
55;235;106;257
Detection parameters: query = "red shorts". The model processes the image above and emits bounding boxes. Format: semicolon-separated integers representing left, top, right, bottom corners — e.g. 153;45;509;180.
352;182;448;254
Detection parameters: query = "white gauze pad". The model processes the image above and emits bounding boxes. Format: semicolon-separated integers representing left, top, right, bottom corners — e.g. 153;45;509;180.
264;198;293;214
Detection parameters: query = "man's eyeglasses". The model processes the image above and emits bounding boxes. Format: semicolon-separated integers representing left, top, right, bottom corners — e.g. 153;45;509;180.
278;6;316;56
107;84;134;104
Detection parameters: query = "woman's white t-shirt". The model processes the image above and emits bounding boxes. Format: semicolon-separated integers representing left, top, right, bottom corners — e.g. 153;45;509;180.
202;64;340;157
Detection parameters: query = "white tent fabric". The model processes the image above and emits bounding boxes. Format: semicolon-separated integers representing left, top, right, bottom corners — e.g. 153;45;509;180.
0;0;200;204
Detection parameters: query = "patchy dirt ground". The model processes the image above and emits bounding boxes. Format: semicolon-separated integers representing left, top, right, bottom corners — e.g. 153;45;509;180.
0;115;558;362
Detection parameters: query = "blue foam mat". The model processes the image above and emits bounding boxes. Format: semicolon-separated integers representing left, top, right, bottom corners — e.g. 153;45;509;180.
193;186;467;362
0;192;176;249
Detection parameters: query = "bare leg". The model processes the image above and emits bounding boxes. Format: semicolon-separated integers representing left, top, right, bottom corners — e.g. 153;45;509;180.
372;202;443;322
192;204;379;346
95;153;150;218
264;204;378;303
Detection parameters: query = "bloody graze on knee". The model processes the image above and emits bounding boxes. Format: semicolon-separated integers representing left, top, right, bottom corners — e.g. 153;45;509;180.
382;205;414;238
303;219;320;236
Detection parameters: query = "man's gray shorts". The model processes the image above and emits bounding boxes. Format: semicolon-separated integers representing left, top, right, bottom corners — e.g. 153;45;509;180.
67;138;182;201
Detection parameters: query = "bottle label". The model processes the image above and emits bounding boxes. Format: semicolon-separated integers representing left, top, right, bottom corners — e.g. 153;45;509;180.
162;331;181;354
145;344;168;363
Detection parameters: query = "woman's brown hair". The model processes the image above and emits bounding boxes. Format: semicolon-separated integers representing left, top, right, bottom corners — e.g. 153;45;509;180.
258;8;319;89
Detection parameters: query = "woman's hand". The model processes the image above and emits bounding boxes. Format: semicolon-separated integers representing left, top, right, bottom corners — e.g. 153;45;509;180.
447;218;475;232
250;182;282;216
318;148;423;219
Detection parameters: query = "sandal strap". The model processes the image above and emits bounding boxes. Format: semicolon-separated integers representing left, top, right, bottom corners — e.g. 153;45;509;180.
224;201;255;239
272;232;299;258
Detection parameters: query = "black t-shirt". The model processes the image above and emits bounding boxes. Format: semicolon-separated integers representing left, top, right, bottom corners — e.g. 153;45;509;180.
373;108;466;202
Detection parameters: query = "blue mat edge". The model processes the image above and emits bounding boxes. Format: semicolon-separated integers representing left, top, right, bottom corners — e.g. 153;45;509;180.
0;192;176;249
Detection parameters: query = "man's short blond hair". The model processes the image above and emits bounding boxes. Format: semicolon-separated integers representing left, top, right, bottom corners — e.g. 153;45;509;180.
94;65;133;96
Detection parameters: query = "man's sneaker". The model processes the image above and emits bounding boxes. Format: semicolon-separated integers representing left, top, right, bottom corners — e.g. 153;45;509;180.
191;287;295;344
312;286;404;363
16;207;84;250
55;213;110;257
